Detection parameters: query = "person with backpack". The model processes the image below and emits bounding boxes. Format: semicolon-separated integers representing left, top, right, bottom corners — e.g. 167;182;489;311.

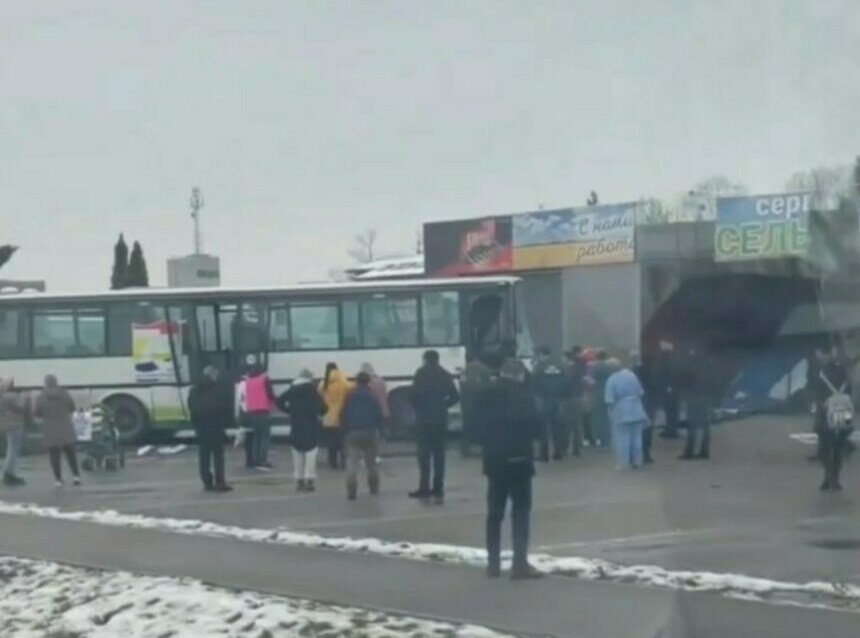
813;346;854;491
532;346;569;461
340;371;384;500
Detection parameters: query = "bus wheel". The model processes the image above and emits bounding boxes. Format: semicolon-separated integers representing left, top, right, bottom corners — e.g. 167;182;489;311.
105;396;149;443
387;388;416;441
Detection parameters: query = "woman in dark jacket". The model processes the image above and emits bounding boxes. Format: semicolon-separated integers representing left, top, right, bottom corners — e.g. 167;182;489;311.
277;369;327;491
35;374;80;487
189;366;233;492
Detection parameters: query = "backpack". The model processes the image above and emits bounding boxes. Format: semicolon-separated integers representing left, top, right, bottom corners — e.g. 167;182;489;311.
820;372;854;431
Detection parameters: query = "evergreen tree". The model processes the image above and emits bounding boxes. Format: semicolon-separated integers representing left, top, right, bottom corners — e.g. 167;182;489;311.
110;234;129;289
0;245;18;272
127;241;150;287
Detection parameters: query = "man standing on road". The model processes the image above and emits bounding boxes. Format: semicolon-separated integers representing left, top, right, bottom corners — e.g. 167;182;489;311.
480;358;544;579
341;372;384;500
532;346;569;461
409;350;460;503
562;347;586;457
811;345;854;491
653;339;681;439
460;355;493;459
189;366;233;492
679;345;716;461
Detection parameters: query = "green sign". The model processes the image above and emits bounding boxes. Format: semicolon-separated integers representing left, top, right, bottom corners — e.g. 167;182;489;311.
715;192;811;262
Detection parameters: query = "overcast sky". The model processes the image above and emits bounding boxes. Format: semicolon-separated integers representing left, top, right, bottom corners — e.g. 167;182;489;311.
2;1;859;291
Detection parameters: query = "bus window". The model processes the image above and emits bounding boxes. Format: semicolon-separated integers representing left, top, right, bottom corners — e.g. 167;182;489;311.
290;304;338;350
33;308;106;356
236;302;269;354
0;308;29;358
218;304;239;352
196;306;218;352
422;291;460;346
361;296;419;347
342;300;362;348
269;305;291;350
107;302;162;355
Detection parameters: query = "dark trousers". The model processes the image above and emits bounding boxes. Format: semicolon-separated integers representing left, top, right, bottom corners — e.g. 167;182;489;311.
486;472;532;571
643;426;654;461
683;398;711;457
820;427;851;487
326;429;344;469
48;445;79;481
537;399;568;459
460;396;479;457
199;441;226;488
244;429;256;468
657;391;680;434
417;427;446;494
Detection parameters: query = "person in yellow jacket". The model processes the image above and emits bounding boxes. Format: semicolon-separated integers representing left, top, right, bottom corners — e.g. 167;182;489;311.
319;363;352;469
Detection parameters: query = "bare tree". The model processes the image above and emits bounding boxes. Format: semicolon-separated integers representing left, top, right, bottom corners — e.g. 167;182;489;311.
348;229;378;263
785;164;852;209
691;175;748;198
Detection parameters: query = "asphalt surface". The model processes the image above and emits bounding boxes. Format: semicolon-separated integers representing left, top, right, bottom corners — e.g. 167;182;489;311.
2;414;859;636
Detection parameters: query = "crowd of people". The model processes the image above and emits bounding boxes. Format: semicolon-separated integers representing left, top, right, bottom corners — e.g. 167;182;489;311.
1;338;855;579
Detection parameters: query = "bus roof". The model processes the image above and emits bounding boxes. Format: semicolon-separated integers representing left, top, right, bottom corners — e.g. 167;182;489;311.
0;276;521;305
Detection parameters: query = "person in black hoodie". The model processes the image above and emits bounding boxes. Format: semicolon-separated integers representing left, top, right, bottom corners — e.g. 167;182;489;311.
653;339;681;439
532;346;569;461
409;350;460;502
480;358;544;580
189;366;233;492
340;372;384;500
277;369;327;492
811;345;854;491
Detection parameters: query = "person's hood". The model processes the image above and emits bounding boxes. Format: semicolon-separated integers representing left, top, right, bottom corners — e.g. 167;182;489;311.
326;369;347;386
292;376;311;386
41;386;67;399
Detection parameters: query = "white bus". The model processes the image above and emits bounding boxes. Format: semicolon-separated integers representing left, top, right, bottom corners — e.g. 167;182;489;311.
0;276;532;441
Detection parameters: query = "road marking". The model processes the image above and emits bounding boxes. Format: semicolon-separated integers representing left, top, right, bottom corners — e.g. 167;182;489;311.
304;496;642;530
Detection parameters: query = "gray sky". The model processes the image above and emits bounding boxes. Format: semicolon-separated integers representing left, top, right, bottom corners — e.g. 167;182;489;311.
2;0;859;291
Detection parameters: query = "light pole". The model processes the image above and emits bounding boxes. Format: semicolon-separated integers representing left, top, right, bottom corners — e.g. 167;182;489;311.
190;187;204;255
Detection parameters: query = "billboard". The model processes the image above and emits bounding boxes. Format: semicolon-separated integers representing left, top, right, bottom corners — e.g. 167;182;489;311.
715;192;811;262
423;216;512;276
512;203;636;269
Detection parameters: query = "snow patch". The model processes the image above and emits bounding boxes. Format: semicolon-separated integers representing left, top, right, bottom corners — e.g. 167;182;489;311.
1;499;858;612
0;555;513;637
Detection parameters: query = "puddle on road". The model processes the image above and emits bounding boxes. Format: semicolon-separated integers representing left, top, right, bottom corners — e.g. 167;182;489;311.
808;539;860;551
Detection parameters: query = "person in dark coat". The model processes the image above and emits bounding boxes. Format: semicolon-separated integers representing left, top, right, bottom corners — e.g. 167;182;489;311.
679;346;717;460
652;339;681;439
588;350;613;448
277;369;327;492
409;350;460;502
341;372;384;500
532;346;569;461
562;347;586;457
480;358;544;580
189;366;233;492
810;346;854;491
459;355;493;458
630;351;654;464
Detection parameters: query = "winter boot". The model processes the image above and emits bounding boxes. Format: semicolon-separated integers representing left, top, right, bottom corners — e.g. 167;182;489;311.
296;479;306;492
368;474;380;495
347;479;358;501
305;479;316;492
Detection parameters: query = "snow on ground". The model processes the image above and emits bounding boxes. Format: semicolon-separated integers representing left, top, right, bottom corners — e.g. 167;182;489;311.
0;555;513;638
1;499;859;612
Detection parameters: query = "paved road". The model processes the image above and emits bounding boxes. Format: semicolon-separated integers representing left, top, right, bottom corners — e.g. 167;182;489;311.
3;415;858;585
2;512;859;638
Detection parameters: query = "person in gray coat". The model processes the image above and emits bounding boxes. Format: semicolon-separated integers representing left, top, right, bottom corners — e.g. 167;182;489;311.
35;374;81;487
